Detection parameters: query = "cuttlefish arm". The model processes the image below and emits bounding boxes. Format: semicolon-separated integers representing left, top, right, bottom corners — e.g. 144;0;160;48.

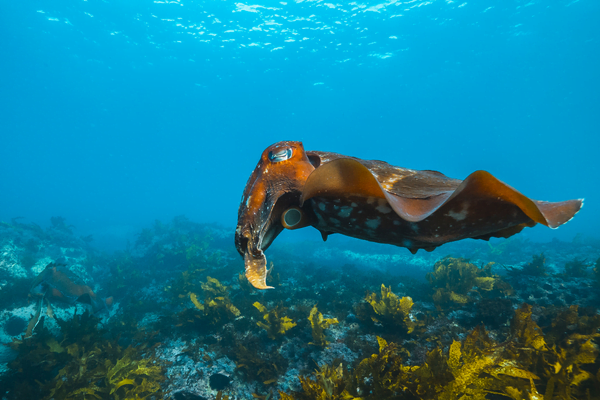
235;141;315;289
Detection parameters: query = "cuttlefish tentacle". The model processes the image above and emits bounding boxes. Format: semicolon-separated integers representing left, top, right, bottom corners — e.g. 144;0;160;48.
236;141;584;290
235;141;315;289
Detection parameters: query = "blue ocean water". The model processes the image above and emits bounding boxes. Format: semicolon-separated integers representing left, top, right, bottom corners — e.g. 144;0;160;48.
0;0;598;249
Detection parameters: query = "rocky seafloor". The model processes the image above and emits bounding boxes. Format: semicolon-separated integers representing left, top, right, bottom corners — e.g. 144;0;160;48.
0;216;599;400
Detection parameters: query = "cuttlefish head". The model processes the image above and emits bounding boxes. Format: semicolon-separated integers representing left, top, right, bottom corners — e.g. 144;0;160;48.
235;141;315;289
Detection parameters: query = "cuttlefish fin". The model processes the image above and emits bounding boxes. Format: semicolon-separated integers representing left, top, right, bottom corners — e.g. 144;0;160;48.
300;158;452;221
301;159;583;229
445;171;583;229
244;251;274;290
301;158;385;205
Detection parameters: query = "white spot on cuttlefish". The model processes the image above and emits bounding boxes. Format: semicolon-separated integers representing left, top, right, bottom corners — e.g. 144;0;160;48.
351;202;358;207
376;204;392;214
365;217;381;230
329;217;341;225
318;202;326;211
446;202;470;221
338;206;353;218
447;209;467;221
367;197;377;205
393;220;400;226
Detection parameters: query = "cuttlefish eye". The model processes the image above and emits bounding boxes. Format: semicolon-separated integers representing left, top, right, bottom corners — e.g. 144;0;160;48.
268;148;293;163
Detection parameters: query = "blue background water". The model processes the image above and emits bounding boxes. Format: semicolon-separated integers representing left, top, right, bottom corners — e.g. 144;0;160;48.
1;0;598;249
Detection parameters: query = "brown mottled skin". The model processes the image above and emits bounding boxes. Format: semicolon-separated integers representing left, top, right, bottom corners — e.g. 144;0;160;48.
236;141;583;289
30;263;112;312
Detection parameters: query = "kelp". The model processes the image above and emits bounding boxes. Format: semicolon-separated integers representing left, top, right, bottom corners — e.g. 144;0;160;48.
279;362;359;400
282;304;600;400
2;311;167;400
426;257;512;310
506;253;549;277
253;301;297;340
232;343;288;384
357;284;423;334
308;305;339;348
502;303;600;398
201;276;230;297
564;258;592;278
353;337;416;398
47;344;165;400
189;293;240;325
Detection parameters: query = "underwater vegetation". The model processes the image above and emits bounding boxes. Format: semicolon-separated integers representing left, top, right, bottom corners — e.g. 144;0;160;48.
564;257;594;278
426;257;513;311
506;253;549;277
355;284;424;335
253;302;297;340
187;276;241;326
281;304;600;400
2;311;166;400
308;305;339;348
1;216;599;399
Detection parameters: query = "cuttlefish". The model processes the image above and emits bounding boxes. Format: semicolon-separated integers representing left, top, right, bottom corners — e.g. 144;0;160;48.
235;141;583;289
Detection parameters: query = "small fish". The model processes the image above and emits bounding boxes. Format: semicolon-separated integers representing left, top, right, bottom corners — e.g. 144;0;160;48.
30;262;113;314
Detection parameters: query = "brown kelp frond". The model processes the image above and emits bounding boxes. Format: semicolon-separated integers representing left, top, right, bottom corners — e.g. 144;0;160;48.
426;257;512;310
509;303;546;350
503;303;600;398
286;304;600;400
253;301;297;340
238;272;255;292
358;284;423;334
182;276;240;326
46;343;166;400
233;343;288;384
201;275;230;297
280;361;359;400
308;305;338;347
354;336;415;397
563;258;592;278
4;308;167;400
506;253;548;277
189;291;240;325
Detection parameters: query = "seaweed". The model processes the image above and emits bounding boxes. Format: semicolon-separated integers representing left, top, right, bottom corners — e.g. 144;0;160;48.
308;305;339;348
46;343;165;400
503;303;600;398
353;337;416;398
201;276;229;297
564;257;592;278
253;301;297;340
475;298;513;328
2;310;167;400
357;284;423;334
279;361;358;400
50;216;74;234
182;276;241;327
426;257;510;310
506;253;548;277
237;272;255;292
284;303;600;400
232;341;288;384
